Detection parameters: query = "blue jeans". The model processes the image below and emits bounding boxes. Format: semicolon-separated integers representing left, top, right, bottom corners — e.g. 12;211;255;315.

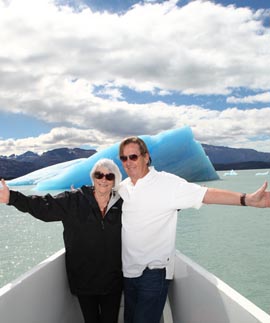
124;268;170;323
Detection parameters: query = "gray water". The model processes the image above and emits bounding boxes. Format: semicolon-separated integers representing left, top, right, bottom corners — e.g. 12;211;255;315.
1;169;270;313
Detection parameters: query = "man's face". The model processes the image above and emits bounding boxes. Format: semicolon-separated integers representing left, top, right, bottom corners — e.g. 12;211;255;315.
121;143;149;183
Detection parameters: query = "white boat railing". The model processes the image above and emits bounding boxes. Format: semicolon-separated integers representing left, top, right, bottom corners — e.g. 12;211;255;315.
1;249;270;323
169;250;270;323
0;249;84;323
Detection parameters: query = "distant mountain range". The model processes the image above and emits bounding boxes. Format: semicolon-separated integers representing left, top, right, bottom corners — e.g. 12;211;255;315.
1;144;270;180
0;148;96;180
202;144;270;171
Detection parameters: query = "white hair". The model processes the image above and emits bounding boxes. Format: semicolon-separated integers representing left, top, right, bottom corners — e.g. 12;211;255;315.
90;158;122;190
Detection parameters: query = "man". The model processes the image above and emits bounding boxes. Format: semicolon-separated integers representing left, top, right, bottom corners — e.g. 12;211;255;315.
117;136;270;323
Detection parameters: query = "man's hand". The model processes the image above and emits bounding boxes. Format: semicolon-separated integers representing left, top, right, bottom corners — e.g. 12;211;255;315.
247;181;270;208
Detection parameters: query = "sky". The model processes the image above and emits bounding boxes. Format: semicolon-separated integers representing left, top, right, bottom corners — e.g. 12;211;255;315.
0;0;270;156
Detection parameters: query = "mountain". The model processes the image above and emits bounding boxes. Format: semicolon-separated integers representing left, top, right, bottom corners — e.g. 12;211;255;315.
202;144;270;170
1;144;270;180
0;148;96;180
0;158;37;180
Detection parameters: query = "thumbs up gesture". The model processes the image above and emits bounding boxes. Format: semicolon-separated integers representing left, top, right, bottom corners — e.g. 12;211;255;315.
0;179;10;204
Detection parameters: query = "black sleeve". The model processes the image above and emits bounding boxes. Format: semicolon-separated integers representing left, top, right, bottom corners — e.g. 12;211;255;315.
8;190;75;222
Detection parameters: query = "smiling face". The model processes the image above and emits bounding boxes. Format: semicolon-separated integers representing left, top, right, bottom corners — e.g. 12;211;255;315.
93;166;115;196
121;142;150;184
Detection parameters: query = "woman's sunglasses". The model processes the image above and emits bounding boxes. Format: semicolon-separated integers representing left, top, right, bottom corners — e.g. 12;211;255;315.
119;154;141;162
94;171;115;181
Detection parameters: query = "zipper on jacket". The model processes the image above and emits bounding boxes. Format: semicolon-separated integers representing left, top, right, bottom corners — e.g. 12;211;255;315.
101;219;105;230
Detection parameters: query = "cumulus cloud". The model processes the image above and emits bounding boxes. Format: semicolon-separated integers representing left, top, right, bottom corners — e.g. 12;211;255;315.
0;0;270;155
1;104;270;155
227;92;270;104
1;0;270;95
0;127;113;156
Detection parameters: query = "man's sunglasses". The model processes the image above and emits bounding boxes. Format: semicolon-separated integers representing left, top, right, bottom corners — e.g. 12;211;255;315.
119;154;141;162
94;171;115;181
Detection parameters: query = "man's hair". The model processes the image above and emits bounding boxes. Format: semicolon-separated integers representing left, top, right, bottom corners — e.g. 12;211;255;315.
119;137;152;166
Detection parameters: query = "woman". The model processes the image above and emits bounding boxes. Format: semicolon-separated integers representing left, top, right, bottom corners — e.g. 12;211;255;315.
0;158;123;323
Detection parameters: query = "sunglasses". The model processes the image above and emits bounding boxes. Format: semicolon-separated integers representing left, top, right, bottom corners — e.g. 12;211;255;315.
94;171;115;181
119;154;141;162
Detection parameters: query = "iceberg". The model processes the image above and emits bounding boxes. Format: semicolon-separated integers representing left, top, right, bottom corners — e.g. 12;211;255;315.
223;169;238;176
255;171;269;176
7;159;87;187
8;126;219;191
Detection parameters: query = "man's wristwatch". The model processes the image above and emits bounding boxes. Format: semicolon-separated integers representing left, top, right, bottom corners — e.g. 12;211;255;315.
240;193;246;206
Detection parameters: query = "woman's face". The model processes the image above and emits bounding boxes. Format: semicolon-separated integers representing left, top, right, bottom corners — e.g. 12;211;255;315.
93;166;115;195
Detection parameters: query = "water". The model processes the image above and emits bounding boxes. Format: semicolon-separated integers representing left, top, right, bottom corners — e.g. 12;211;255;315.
176;169;270;313
1;170;270;313
0;186;64;286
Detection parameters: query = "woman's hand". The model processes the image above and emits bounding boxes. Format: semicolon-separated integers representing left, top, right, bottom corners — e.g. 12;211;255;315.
0;179;10;204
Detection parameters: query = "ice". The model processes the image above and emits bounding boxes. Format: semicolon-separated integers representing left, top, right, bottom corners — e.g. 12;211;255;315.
7;159;86;187
223;169;238;176
7;126;219;191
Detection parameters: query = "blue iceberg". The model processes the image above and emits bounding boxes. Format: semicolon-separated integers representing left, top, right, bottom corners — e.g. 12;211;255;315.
8;126;219;191
7;159;86;187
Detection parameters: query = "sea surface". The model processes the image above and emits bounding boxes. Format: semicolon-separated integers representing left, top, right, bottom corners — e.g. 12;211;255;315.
1;169;270;313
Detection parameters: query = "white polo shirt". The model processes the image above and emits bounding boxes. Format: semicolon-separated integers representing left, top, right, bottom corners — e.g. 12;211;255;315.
118;167;208;279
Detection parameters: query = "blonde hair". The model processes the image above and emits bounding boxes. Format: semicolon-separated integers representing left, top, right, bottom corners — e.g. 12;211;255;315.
90;158;122;189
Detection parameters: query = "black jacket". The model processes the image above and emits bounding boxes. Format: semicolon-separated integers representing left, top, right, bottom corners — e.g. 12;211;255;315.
8;186;123;296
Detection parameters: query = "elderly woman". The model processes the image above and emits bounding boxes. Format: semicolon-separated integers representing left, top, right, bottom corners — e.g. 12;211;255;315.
0;158;123;323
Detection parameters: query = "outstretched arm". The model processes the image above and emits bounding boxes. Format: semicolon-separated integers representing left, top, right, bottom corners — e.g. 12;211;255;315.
203;181;270;208
0;179;10;204
0;178;74;221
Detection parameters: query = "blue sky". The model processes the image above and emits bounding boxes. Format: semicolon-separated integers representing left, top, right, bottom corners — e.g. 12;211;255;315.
0;0;270;156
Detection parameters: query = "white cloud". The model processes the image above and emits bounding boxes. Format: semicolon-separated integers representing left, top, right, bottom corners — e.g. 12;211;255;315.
95;84;124;100
1;104;270;155
1;0;270;154
1;0;270;97
192;107;270;152
227;92;270;104
0;127;115;156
